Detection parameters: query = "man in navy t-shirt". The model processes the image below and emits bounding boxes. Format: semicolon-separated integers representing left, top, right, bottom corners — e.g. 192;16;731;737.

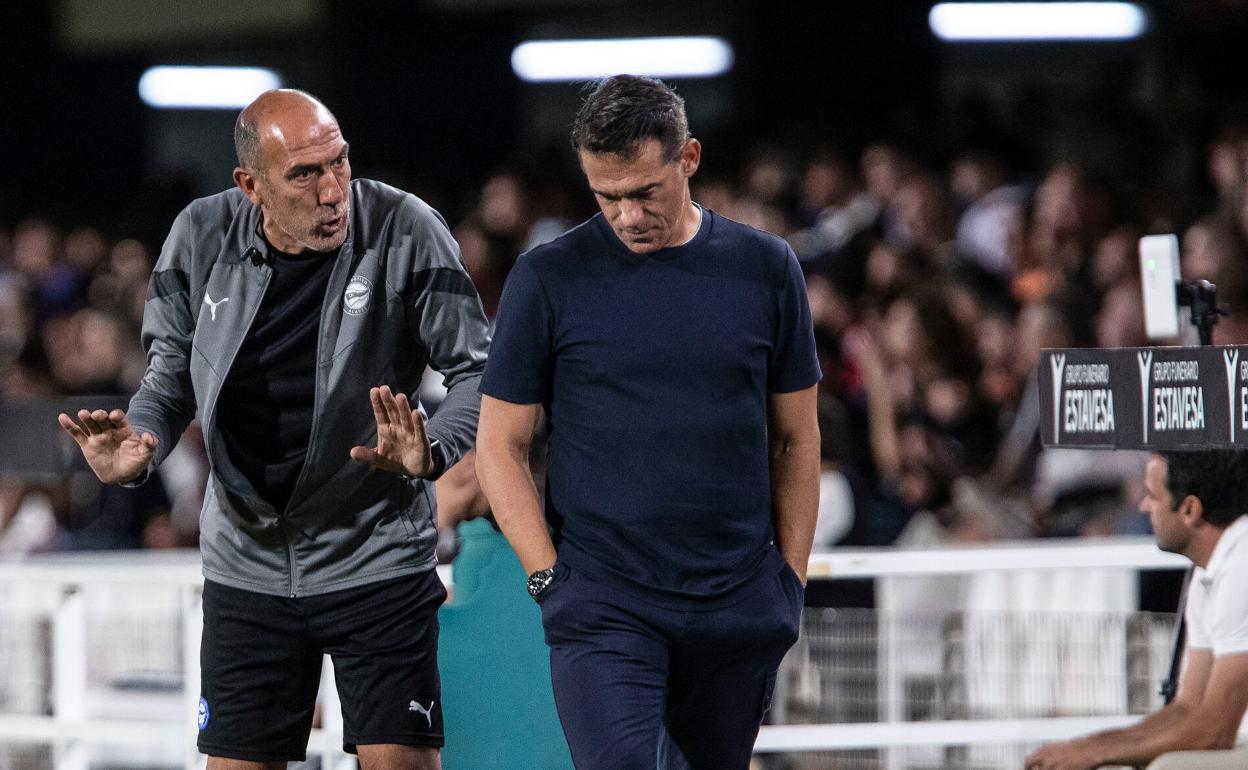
476;75;821;769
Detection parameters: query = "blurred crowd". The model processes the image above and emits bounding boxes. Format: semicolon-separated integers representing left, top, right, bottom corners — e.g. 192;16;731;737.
6;123;1248;566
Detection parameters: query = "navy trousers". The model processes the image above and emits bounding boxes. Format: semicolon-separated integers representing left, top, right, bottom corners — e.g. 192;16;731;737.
539;547;804;770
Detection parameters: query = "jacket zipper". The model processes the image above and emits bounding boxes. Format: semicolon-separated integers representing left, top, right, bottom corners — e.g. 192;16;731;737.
279;240;353;595
205;262;303;596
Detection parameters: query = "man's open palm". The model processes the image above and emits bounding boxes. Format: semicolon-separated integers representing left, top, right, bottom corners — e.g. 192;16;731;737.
57;409;157;484
350;386;433;476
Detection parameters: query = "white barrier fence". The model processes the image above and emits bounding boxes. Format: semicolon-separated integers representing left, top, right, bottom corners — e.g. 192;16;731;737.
0;537;1188;770
759;537;1188;769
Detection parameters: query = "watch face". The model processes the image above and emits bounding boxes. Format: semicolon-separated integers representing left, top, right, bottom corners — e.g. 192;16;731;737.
528;568;556;602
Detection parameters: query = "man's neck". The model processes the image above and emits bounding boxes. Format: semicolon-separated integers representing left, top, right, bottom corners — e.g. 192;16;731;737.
260;213;304;254
1188;526;1225;570
672;201;702;247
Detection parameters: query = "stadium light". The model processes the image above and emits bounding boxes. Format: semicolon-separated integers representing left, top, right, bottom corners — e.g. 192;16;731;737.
929;2;1148;41
138;66;283;109
511;37;734;82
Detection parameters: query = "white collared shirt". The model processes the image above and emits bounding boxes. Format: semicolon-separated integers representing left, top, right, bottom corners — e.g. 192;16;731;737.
1186;515;1248;656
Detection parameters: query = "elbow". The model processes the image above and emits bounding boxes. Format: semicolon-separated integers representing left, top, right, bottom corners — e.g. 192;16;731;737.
473;440;513;486
770;429;820;460
473;444;493;482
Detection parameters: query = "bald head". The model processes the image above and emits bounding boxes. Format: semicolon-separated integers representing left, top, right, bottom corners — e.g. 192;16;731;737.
231;89;351;253
234;89;338;173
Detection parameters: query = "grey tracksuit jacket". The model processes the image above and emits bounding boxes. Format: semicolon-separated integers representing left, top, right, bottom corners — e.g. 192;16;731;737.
127;179;490;597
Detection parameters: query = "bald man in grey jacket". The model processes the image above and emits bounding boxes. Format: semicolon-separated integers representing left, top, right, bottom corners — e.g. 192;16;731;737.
59;90;489;770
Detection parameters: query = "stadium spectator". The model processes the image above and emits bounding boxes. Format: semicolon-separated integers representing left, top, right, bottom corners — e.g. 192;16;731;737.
950;147;1029;280
789;149;881;266
889;172;958;265
1026;450;1248;770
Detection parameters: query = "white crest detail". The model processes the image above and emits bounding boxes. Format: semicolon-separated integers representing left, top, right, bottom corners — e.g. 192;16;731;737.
204;293;229;321
344;275;372;316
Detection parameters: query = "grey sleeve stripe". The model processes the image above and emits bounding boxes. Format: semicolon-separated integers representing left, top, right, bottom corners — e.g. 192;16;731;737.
148;269;189;300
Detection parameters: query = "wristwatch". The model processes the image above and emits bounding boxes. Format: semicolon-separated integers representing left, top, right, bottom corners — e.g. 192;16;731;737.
422;438;447;480
527;566;557;603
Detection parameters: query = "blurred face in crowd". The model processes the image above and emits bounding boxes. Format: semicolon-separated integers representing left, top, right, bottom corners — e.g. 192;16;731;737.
1094;280;1146;348
1091;227;1137;291
580;138;701;254
1014;301;1070;378
880;296;920;364
1033;163;1086;239
862;143;912;203
0;277;31;358
64;227;107;273
743;154;788;204
480;173;528;240
12;219;59;280
234;91;351;254
892;176;953;252
1207;137;1244;198
1140;455;1189;555
949;156;1002;206
801;158;857;212
1183;222;1218;284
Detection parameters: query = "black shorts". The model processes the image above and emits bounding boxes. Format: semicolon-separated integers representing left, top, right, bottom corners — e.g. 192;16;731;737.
197;570;446;762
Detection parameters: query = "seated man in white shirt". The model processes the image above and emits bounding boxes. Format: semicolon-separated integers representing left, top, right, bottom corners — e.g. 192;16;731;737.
1026;449;1248;770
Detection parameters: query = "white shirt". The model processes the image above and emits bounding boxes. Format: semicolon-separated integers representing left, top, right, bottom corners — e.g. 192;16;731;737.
1186;515;1248;656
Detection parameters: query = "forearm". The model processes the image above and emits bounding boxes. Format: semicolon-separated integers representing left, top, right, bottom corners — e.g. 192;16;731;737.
770;432;821;582
1069;704;1227;767
434;451;490;529
475;447;555;574
423;373;483;466
126;389;190;458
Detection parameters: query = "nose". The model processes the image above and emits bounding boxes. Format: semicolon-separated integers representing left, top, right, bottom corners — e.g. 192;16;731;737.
617;199;645;229
318;170;344;206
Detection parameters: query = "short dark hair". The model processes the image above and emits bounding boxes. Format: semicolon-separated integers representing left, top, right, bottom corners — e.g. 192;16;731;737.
1162;450;1248;527
571;75;690;162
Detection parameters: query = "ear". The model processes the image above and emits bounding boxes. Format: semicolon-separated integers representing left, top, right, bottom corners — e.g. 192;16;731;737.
234;167;263;206
680;138;702;178
1177;494;1205;527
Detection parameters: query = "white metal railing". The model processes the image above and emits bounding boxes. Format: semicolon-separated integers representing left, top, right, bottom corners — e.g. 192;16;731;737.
0;552;454;770
757;535;1189;770
0;537;1188;770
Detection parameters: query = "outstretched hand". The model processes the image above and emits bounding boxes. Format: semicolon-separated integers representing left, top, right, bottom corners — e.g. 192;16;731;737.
57;408;158;485
349;386;433;477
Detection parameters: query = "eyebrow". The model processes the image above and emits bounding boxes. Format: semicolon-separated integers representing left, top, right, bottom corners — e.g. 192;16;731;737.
285;144;350;179
591;182;660;200
286;163;320;179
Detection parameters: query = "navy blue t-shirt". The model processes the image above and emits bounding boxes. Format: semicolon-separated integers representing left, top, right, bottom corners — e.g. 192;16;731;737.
480;208;820;607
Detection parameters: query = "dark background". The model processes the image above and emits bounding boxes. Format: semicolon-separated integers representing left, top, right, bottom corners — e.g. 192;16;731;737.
5;0;1248;242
